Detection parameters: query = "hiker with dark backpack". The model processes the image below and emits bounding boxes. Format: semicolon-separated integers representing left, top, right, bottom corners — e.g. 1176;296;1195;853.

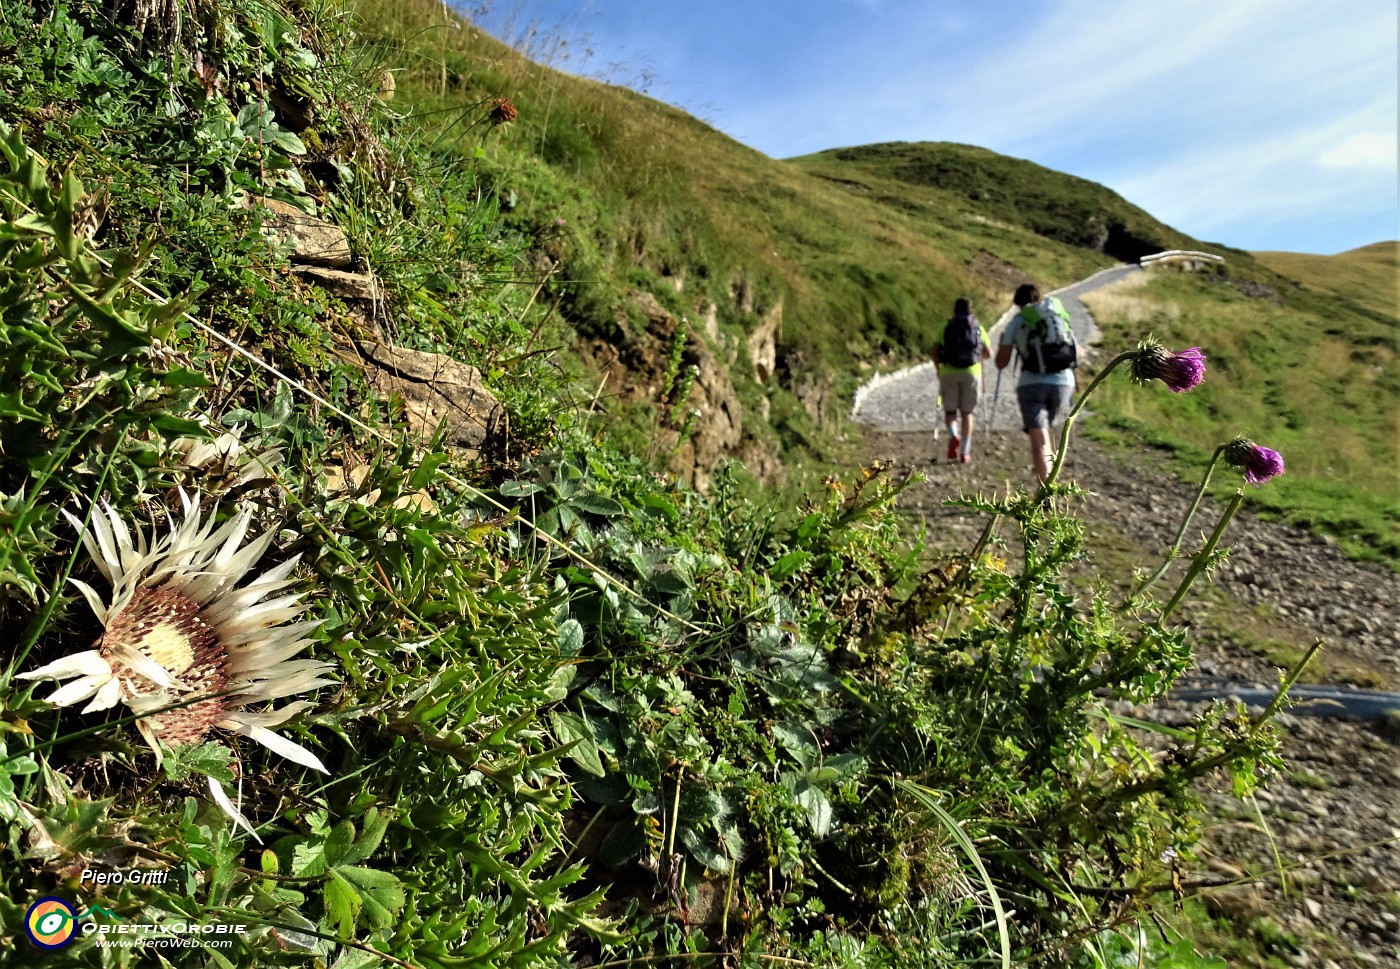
930;297;991;464
995;283;1078;483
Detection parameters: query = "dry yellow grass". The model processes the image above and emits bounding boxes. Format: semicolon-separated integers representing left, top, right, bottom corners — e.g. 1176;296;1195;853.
1081;272;1180;327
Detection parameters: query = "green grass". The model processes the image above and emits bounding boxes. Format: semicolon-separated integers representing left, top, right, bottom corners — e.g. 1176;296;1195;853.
1083;267;1400;563
1252;242;1399;320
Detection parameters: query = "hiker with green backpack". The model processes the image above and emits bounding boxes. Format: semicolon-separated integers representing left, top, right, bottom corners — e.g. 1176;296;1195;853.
930;297;991;464
995;283;1078;483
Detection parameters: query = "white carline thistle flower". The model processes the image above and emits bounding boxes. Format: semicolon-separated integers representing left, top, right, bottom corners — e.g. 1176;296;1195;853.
18;492;333;840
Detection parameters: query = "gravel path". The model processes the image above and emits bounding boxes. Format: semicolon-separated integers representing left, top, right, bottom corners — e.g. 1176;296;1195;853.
851;263;1139;433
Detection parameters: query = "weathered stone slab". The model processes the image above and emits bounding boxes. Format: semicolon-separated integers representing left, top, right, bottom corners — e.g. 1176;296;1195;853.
295;265;381;301
355;342;501;451
243;196;352;267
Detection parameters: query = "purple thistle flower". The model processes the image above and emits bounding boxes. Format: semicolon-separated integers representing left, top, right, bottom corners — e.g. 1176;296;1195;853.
1129;338;1207;392
1158;347;1207;392
1224;437;1286;484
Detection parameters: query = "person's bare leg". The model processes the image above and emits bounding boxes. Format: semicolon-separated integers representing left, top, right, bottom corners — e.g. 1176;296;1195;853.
960;413;974;459
1027;427;1053;482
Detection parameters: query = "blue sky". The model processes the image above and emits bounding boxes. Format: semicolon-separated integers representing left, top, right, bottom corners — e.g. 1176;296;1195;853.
469;0;1398;255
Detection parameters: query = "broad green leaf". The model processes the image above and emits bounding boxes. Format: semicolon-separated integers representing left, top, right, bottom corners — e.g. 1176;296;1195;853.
324;870;360;936
339;866;404;929
771;549;813;579
550;711;605;777
571;493;623;517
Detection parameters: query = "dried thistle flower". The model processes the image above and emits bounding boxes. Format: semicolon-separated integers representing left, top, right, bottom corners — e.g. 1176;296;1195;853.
19;493;332;837
489;97;518;125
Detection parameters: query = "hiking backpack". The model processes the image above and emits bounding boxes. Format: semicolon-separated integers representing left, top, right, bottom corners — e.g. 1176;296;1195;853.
1016;297;1078;374
941;313;982;369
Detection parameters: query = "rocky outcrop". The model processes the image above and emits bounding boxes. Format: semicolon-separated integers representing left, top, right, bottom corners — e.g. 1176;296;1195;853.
244;196;352;267
580;291;743;488
353;341;501;452
746;301;781;383
295;265;381;301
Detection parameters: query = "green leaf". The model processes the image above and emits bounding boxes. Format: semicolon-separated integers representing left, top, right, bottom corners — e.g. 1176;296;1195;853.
160;743;235;785
498;480;543;498
159;367;213;387
793;783;833;838
796;513;824;540
649;568;691;595
557;618;584;657
678;826;732;873
339;866;404;929
639;494;679;522
571;494;623;517
324;870;360;936
550;711;605;777
409;452;449;490
152;414;209;435
339;809;390;866
770;549;813;579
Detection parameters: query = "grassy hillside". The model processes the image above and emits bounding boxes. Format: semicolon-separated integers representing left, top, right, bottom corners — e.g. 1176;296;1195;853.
1252;242;1399;319
351;0;1400;564
790;140;1217;262
354;0;1178;464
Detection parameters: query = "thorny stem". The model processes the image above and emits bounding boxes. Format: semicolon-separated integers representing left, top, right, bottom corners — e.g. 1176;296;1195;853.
1130;445;1227;603
1253;639;1325;737
1039;351;1136;498
1160;490;1245;621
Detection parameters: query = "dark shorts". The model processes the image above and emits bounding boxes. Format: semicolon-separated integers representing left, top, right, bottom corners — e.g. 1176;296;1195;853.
1017;383;1068;431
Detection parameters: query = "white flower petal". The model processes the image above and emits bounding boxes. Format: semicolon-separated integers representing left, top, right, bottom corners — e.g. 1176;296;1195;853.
17;649;111;681
109;643;189;692
67;577;111;624
45;676;107;708
227;720;328;773
135;719;165;764
221;700;314;728
82;677;124;714
208;776;263;843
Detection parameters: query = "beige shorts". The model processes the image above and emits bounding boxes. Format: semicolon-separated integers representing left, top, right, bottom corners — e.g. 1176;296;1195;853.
939;372;979;414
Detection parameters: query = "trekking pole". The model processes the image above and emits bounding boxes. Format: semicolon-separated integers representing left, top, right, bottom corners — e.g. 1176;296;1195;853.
992;368;1002;423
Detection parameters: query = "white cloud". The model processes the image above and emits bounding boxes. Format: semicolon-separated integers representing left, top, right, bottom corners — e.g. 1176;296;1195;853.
1110;98;1397;242
1319;133;1398;170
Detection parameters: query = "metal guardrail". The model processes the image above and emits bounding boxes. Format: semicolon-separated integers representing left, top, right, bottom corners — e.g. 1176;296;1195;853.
1140;249;1225;265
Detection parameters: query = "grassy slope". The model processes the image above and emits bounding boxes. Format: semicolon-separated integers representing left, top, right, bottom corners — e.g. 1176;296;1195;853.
1082;264;1399;560
356;1;1127;454
1252;242;1399;319
358;0;1397;561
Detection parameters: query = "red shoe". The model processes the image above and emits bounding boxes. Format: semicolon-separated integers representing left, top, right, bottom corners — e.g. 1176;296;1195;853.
960;453;972;464
947;436;961;461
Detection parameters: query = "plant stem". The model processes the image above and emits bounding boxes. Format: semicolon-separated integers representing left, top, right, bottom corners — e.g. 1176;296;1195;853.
1040;351;1135;496
1251;639;1325;737
1130;445;1226;603
1159;490;1244;621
